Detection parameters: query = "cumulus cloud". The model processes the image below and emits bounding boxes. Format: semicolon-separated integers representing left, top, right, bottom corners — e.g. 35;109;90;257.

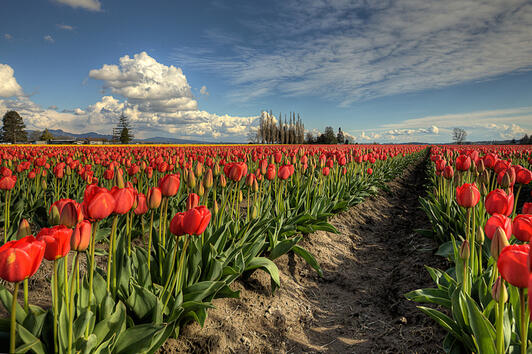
200;86;209;96
0;64;24;97
57;24;74;31
0;54;258;141
44;35;54;43
54;0;101;11
173;0;532;105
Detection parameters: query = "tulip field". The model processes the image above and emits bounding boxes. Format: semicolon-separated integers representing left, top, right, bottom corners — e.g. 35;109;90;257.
0;143;435;353
407;145;532;353
0;144;530;353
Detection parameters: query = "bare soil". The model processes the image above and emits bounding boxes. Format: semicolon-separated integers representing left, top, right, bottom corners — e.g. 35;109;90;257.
161;158;447;353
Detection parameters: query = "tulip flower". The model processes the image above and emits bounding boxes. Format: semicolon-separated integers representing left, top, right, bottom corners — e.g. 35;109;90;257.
0;235;45;353
443;165;454;179
70;220;91;252
456;183;481;208
134;193;148;215
37;225;73;260
81;184;116;220
498;243;529;288
186;193;199;210
513;214;532;242
147;186;162;209
524;202;532;215
182;206;211;235
485;214;512;241
158;173;181;197
485;189;513;216
110;186;136;215
456;155;471;171
170;212;185;237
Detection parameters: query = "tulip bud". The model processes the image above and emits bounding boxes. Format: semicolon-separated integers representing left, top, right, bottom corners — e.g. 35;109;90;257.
476;159;485;174
213;199;219;215
66;166;72;176
480;169;490;185
16;219;32;239
239;190;243;203
476;226;485;244
253;179;259;193
41;179;47;190
500;172;511;188
195;162;203;177
481;183;488;196
198;183;204;197
491;276;508;303
203;168;213;189
49;205;60;226
71;220;91;252
491;227;510;260
147;187;162;209
213;162;221;176
187;169;196;189
459;240;470;260
219;174;227;188
251;203;259;219
115;167;125;188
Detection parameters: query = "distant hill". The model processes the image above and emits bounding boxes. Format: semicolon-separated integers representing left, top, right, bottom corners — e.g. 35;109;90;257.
27;129;207;144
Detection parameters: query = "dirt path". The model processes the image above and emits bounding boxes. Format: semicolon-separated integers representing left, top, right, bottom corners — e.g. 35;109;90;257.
162;157;446;353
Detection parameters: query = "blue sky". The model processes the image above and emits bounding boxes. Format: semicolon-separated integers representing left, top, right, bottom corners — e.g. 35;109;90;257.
1;0;532;142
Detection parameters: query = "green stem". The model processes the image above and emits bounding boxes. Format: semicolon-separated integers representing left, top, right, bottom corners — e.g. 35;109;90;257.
496;290;505;353
10;282;19;354
520;288;529;354
53;260;58;354
148;211;154;271
106;215;118;293
23;279;28;313
68;252;80;354
87;220;98;321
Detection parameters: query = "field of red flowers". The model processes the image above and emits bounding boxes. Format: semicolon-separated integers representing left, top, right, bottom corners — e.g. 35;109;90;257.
0;143;529;353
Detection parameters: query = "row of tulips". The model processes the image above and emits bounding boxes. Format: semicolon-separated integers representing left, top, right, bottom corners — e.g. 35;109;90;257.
407;145;532;353
0;144;425;353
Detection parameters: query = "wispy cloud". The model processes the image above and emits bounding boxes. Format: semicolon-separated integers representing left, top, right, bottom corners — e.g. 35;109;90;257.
57;24;75;31
53;0;101;12
172;0;532;105
44;35;54;43
4;34;12;40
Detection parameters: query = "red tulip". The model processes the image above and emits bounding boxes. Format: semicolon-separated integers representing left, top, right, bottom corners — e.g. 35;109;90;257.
513;214;532;242
456;183;481;208
266;164;276;181
134;193;148;215
183;206;211;235
0;236;45;282
367;168;373;175
485;189;513;216
71;220;91;251
169;212;185;237
443;165;454;179
456;155;471;171
50;199;84;228
110;186;136;215
37;225;73;260
524;202;532;215
82;184;116;220
278;165;292;180
517;168;532;185
147;187;162;209
322;167;330;176
485;214;512;240
186;193;199;210
158;173;180;197
497;244;529;288
0;175;16;190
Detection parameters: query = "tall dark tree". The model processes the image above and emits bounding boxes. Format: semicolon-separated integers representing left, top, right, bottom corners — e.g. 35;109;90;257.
323;126;337;144
452;128;467;145
1;110;27;143
337;128;345;144
113;114;134;144
40;128;54;141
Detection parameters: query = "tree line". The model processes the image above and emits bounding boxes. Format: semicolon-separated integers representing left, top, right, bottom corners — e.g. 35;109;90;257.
253;111;305;144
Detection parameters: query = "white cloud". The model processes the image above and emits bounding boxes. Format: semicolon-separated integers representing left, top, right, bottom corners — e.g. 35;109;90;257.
173;0;532;105
57;24;74;31
44;35;54;43
200;85;209;96
0;64;24;97
4;34;12;40
0;53;259;141
54;0;101;11
350;107;532;142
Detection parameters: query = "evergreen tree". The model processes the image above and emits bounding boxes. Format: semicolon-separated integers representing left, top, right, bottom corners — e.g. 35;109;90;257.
1;110;27;143
113;114;134;144
40;128;54;141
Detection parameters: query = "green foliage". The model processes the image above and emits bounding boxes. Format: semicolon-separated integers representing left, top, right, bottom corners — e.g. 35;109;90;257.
1;110;27;143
